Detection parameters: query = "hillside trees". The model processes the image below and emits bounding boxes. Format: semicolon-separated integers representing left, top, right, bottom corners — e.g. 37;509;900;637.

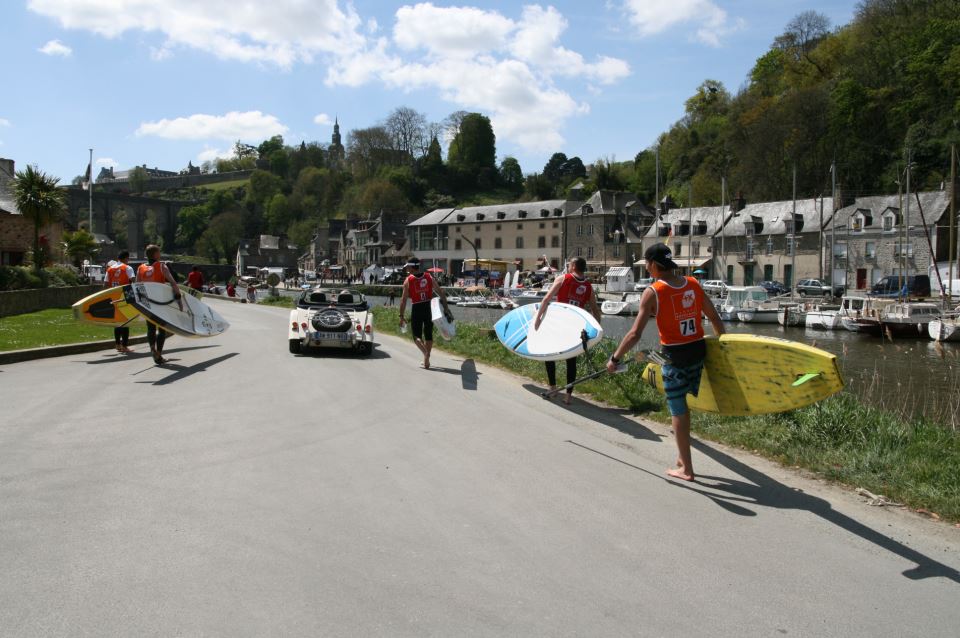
447;113;497;188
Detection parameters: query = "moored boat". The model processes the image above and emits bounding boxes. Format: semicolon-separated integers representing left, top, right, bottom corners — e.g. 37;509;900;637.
601;292;642;316
805;304;842;330
928;315;960;342
718;286;769;321
777;303;806;327
879;302;941;338
514;289;548;306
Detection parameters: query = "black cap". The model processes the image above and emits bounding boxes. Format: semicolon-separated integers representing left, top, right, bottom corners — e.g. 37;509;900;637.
404;257;421;269
644;243;679;270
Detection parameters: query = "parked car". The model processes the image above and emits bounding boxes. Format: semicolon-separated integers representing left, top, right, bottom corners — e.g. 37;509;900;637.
795;278;842;297
634;277;655;292
288;288;374;356
758;280;789;296
700;280;727;296
870;275;931;298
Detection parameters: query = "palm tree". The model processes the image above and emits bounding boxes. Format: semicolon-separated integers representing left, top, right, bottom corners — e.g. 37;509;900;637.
62;229;99;268
11;165;66;274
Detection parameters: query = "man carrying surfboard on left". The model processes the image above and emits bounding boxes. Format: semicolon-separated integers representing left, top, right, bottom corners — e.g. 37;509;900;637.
104;250;135;353
398;257;451;370
606;243;724;482
137;244;183;365
533;256;603;405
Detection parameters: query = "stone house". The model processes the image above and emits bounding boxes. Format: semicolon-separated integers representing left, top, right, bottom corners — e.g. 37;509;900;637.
639;194;742;279
823;191;951;291
236;234;300;278
714;196;835;287
0;158;64;266
566;190;655;279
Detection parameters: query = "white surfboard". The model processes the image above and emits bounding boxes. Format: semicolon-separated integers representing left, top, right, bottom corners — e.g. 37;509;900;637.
125;282;230;338
494;302;603;361
431;297;456;340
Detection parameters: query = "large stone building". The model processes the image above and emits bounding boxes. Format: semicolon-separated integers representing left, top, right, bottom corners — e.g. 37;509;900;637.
0;158;64;266
713;196;835;286
406;191;652;280
824;191;952;291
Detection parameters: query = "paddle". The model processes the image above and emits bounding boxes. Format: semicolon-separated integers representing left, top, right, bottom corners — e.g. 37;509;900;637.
540;362;629;398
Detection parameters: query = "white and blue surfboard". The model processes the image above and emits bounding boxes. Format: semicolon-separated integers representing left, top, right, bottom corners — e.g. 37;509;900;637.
494;302;603;361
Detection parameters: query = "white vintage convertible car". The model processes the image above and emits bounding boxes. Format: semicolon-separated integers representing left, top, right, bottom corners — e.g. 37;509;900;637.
288;288;374;356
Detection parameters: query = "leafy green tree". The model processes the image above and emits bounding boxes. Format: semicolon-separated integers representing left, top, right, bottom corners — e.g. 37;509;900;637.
257;135;284;159
11;165;66;273
128;166;148;195
176;205;211;252
265;193;292;234
62;229;98;267
287;218;319;250
499;157;524;195
523;172;554;200
542;152;568;187
246;169;284;208
196;211;242;264
447;113;496;186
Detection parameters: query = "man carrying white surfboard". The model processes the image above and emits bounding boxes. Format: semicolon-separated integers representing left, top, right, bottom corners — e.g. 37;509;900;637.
137;244;183;366
606;243;725;482
533;257;603;404
104;250;135;354
398;257;451;370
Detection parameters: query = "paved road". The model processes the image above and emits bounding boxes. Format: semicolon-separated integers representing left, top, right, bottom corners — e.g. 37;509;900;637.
1;298;958;637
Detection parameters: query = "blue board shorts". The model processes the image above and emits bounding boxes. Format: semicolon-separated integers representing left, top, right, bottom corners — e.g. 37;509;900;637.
661;360;705;417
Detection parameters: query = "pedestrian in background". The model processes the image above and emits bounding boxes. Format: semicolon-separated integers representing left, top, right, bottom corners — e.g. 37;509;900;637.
104;250;135;354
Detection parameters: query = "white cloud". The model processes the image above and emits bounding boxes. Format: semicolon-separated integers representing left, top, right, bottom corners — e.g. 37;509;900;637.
0;118;10;127
393;3;513;58
196;146;234;163
95;157;118;168
313;113;333;126
38;39;72;56
135;111;288;141
27;0;367;69
621;0;741;46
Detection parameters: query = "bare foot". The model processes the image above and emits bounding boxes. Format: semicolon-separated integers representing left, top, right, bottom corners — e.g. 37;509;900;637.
666;468;695;482
422;357;430;370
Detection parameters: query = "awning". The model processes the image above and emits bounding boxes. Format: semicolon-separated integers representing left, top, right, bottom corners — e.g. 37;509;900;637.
633;257;712;269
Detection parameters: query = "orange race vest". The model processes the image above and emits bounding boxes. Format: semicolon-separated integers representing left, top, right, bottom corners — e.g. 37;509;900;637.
137;261;167;283
651;277;705;346
106;263;132;286
406;273;434;303
556;273;593;308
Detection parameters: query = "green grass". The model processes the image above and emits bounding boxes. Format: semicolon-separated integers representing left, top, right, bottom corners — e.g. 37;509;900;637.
258;295;295;308
0;308;147;351
194;178;249;192
372;306;960;522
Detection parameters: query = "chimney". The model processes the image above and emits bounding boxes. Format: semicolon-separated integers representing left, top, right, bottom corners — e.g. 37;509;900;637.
0;158;14;177
730;191;747;214
659;195;674;216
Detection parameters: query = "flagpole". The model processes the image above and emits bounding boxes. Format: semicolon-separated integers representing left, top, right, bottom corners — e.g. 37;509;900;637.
88;148;93;233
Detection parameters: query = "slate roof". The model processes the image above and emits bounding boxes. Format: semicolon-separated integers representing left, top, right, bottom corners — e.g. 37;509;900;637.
824;191;950;230
644;204;733;238
413;200;574;226
716;197;836;237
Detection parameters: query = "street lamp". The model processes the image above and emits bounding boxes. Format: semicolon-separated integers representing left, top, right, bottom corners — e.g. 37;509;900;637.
458;229;479;285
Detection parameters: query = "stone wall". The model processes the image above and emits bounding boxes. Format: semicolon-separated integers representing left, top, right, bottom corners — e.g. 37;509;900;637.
0;285;99;317
0;211;64;264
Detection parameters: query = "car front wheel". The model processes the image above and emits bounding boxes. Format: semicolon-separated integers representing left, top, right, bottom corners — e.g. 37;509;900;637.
289;339;302;354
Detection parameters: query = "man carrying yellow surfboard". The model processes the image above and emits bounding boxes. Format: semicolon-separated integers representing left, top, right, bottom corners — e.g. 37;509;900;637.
606;243;725;482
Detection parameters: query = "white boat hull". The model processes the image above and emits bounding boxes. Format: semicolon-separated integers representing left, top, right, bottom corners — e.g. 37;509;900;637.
737;309;780;323
928;318;960;342
806;310;842;330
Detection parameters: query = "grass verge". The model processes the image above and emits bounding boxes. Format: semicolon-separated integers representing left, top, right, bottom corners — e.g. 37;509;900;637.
0;308;147;351
372;306;960;522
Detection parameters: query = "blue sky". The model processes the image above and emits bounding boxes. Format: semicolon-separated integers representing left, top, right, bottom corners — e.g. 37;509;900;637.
1;1;858;184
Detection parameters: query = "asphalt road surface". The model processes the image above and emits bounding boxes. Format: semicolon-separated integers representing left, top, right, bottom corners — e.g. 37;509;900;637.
2;298;958;637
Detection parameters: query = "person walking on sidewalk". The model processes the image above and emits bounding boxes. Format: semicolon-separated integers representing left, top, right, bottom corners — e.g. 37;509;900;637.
104;250;135;353
533;256;602;405
137;244;183;365
398;257;451;370
606;243;725;482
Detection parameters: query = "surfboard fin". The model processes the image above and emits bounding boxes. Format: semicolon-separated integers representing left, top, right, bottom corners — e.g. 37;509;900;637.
792;372;821;387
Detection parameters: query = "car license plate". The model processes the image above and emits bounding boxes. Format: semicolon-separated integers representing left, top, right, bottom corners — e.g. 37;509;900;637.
313;331;349;341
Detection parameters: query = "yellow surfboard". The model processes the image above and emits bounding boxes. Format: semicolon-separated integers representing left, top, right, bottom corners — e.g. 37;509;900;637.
72;286;202;328
72;286;142;327
641;334;844;415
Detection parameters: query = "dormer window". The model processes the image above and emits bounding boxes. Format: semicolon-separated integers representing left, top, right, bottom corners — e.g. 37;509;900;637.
881;208;899;232
518;210;527;218
456;214;465;222
694;221;707;235
540;209;549;218
674;222;690;236
747;216;763;235
553;208;563;217
476;213;485;221
496;211;506;220
658;224;670;237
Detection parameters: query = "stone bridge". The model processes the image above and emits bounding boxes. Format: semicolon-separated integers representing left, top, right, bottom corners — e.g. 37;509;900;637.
63;187;202;259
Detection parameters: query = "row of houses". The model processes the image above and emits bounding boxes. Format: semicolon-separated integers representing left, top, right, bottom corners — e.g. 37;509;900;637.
396;187;956;291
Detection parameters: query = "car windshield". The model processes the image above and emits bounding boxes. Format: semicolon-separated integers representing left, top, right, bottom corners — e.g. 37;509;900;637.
298;289;366;309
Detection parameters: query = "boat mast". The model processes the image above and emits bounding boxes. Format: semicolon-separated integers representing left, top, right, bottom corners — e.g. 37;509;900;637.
951;144;956;302
791;164;797;296
720;175;726;283
818;193;824;282
830;160;836;289
904;148;912;301
688;183;693;276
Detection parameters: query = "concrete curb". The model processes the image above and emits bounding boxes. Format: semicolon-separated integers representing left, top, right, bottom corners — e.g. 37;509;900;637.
0;336;150;365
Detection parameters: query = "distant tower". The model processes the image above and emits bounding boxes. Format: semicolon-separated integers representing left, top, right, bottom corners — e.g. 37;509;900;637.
329;116;345;165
